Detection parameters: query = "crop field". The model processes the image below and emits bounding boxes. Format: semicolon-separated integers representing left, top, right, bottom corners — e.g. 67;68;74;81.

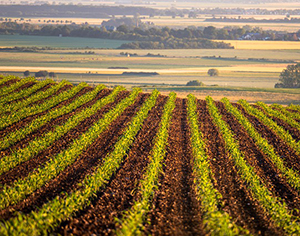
1;75;300;235
0;35;130;49
1;45;299;89
216;40;300;50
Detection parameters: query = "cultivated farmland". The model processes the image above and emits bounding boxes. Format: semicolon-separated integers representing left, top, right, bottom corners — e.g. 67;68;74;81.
0;75;300;235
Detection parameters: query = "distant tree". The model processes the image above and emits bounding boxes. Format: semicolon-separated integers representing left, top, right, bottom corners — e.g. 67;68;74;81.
49;72;56;78
207;68;219;76
203;26;217;39
188;12;197;18
35;70;48;78
24;70;30;77
186;80;204;86
117;24;129;34
276;63;300;88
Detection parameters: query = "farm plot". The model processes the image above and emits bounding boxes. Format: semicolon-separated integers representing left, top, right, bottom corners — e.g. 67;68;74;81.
1;75;300;235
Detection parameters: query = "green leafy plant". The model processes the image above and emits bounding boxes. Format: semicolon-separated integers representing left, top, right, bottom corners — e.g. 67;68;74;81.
207;96;300;235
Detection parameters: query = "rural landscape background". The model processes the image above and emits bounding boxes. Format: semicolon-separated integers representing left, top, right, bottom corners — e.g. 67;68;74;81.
1;0;300;235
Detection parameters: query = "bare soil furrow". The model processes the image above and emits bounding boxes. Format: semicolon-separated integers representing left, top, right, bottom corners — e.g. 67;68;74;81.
198;100;282;235
216;102;300;216
4;83;54;108
0;84;82;139
12;81;36;93
0;91;147;221
0;90;129;187
0;79;19;90
55;95;166;236
234;103;300;173
144;98;204;236
0;88;110;157
270;116;300;142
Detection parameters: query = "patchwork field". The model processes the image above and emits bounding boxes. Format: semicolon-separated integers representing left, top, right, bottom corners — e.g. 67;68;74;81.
0;38;299;90
0;75;300;235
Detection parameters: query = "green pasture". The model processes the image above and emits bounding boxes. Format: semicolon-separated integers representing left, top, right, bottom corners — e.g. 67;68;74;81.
0;34;130;49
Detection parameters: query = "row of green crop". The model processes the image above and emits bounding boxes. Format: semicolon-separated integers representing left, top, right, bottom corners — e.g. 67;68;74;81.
0;79;53;106
0;77;36;98
0;85;124;176
272;104;300;122
0;82;87;131
207;96;300;235
0;89;160;236
288;104;300;112
0;76;19;87
116;92;176;236
0;88;141;210
0;83;104;151
256;101;300;132
187;95;243;235
238;100;300;155
0;80;70;115
222;98;300;191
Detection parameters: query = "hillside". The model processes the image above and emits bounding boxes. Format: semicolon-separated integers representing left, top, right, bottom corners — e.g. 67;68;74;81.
0;75;300;235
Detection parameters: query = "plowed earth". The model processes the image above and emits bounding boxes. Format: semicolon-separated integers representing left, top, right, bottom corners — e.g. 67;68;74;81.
1;80;300;236
198;100;282;235
144;98;204;236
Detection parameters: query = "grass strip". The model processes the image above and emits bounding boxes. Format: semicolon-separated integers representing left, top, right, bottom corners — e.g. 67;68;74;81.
207;96;300;235
0;80;70;115
0;83;103;151
0;77;36;98
0;85;123;176
116;92;176;236
238;100;300;155
257;101;300;132
222;98;300;191
0;88;141;210
0;82;87;131
0;89;159;236
187;94;244;235
0;79;53;106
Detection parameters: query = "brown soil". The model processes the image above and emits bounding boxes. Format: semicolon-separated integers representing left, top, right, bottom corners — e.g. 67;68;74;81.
216;102;300;216
4;83;54;107
270;116;300;142
29;83;72;106
0;79;19;90
234;103;300;173
144;98;204;236
0;90;129;188
253;105;300;142
0;88;111;157
13;81;36;93
0;91;151;221
0;84;82;138
55;95;167;235
197;100;282;235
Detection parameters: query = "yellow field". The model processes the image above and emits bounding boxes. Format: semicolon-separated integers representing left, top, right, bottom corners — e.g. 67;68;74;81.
216;40;300;50
0;63;287;74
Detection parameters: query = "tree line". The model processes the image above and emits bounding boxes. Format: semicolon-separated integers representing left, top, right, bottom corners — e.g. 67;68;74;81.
3;21;296;49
